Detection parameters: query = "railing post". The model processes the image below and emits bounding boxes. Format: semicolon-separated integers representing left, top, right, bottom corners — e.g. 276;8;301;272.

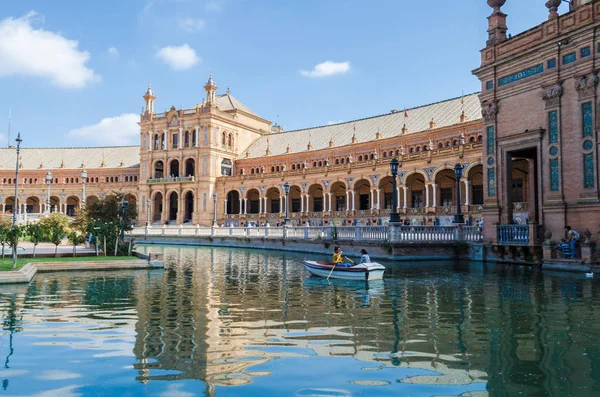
356;225;362;240
162;225;166;235
389;224;397;243
211;226;216;237
145;226;148;237
265;226;269;237
304;223;309;239
283;225;288;239
178;225;183;236
229;225;233;236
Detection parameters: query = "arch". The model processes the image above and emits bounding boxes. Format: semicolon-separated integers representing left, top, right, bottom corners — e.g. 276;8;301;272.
154;160;164;178
405;172;426;208
453;139;459;146
4;196;15;214
464;161;483;177
226;190;240;214
124;193;137;214
266;187;281;214
409;147;414;154
469;136;475;143
185;158;195;177
434;169;456;207
438;142;444;149
49;196;60;213
354;179;371;210
183;191;194;221
153;192;163;222
477;135;483;143
168;191;178;221
227;133;233;148
308;183;324;212
66;196;80;216
85;195;100;207
468;164;484;205
246;188;260;214
445;141;451;147
431;164;456;181
403;169;429;183
289;185;302;213
331;181;347;211
169;159;180;178
25;196;41;213
378;176;394;210
416;146;421;153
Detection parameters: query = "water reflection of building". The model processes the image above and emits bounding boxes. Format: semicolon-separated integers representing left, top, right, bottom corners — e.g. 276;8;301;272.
1;250;598;394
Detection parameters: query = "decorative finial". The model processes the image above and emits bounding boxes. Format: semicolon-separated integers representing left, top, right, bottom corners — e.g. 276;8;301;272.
487;0;506;12
545;0;561;19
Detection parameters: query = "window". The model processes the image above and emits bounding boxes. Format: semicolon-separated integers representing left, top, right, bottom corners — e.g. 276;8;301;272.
358;155;363;161
172;134;178;149
547;58;556;69
511;179;524;203
472;185;483;205
440;188;453;207
581;46;591;58
222;132;226;145
412;190;423;208
184;131;190;147
221;159;233;176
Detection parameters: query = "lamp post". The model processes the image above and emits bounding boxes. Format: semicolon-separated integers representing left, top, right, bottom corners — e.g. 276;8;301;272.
283;182;290;226
81;169;87;208
120;200;129;242
45;171;52;214
12;133;22;226
454;163;465;224
146;198;151;226
212;193;218;226
390;158;400;224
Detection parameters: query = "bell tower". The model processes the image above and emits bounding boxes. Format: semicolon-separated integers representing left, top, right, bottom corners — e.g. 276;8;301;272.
204;73;217;105
143;84;156;114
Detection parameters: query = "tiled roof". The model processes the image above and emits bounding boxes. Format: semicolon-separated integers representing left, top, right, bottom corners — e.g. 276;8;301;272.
243;93;481;158
0;146;140;171
216;93;261;118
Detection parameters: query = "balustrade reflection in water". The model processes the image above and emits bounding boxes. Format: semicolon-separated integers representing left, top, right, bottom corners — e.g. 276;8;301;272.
0;246;599;396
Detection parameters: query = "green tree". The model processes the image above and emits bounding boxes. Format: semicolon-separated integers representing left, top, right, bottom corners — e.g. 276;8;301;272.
67;230;87;257
0;218;11;258
6;225;24;269
39;214;69;257
81;194;137;256
26;223;45;258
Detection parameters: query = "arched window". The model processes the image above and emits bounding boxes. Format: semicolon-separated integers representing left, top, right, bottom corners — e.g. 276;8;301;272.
228;133;233;148
446;141;451;147
477;135;483;142
134;176;138;182
383;152;387;158
423;145;428;151
154;134;160;150
221;159;233;176
389;151;394;157
416;147;421;153
55;178;58;184
453;139;458;146
438;142;444;149
276;166;280;172
291;164;295;170
125;176;129;182
313;161;317;167
318;161;323;167
251;168;255;174
184;131;190;148
335;159;340;165
222;132;226;145
271;166;275;172
358;155;363;161
409;147;414;154
370;153;375;160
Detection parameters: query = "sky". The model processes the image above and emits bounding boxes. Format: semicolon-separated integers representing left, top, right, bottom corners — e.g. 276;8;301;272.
0;0;565;148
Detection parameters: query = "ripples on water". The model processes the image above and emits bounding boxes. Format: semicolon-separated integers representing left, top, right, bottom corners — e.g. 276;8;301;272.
0;245;599;396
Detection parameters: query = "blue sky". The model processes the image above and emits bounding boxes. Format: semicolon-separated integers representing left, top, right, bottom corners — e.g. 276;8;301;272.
0;0;563;148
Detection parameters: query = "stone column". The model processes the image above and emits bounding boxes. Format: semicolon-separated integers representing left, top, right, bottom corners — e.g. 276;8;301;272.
178;128;183;149
224;199;228;215
306;194;310;212
238;198;243;215
280;196;283;214
370;190;374;209
345;191;349;211
403;186;408;209
259;196;263;214
425;184;430;208
148;131;152;151
163;129;168;149
328;193;332;212
464;179;470;206
264;197;268;213
351;191;356;211
244;198;248;214
2;204;5;214
432;183;437;207
300;194;304;213
376;189;381;210
194;126;199;147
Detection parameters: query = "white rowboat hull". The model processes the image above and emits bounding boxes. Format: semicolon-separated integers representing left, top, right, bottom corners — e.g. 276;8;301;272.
303;261;385;281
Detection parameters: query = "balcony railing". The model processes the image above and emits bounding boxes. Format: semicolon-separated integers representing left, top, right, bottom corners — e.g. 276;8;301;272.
147;176;195;184
497;224;529;244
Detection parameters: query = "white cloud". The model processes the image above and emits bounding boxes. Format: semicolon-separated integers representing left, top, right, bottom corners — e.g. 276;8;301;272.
178;17;205;32
68;114;140;146
205;0;225;12
0;11;98;89
107;47;119;57
156;44;200;70
300;61;350;78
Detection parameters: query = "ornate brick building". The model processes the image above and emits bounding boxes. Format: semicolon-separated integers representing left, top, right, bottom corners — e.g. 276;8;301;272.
473;0;600;244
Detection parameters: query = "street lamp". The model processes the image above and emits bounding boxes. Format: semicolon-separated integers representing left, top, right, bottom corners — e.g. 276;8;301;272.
81;169;87;208
390;158;400;224
120;200;129;242
212;193;218;226
454;163;465;224
12;133;22;226
45;171;52;214
146;198;151;226
283;182;290;226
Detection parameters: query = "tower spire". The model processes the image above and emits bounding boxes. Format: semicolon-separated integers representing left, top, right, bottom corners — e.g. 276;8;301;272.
143;83;156;114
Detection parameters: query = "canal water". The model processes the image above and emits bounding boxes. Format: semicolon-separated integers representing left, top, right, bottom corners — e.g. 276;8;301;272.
0;245;599;396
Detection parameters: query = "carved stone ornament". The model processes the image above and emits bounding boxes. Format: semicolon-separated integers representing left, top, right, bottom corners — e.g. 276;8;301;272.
541;85;563;108
487;0;506;11
482;102;498;123
545;0;561;17
575;75;599;100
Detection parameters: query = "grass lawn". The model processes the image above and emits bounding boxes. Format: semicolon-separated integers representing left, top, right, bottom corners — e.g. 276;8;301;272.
0;256;139;271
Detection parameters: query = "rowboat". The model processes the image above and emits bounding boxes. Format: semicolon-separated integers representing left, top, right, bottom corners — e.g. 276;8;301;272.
303;260;385;281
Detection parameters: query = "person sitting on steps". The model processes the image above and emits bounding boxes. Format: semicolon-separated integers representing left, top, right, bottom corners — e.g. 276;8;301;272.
564;226;580;259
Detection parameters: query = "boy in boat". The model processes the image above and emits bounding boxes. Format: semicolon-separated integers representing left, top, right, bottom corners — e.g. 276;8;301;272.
333;246;352;267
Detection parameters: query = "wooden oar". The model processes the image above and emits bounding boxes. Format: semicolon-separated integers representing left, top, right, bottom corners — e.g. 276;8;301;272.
345;257;355;265
326;263;336;280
